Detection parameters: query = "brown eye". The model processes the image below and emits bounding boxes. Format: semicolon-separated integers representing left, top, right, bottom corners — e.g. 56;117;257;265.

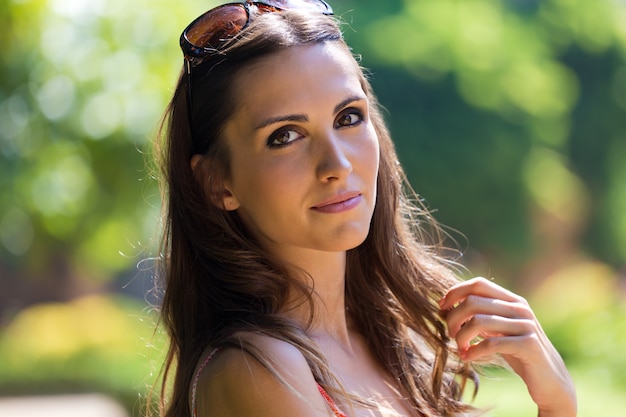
267;128;304;148
335;109;363;128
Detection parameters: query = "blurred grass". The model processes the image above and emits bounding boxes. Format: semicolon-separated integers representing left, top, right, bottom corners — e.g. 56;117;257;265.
0;294;166;414
475;366;626;416
1;265;624;416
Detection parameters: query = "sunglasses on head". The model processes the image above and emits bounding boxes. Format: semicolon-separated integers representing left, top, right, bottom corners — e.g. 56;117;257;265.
180;0;333;153
180;0;334;74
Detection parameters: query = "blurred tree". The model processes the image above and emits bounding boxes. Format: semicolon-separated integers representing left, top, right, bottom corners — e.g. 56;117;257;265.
0;0;216;314
1;0;625;316
334;0;626;281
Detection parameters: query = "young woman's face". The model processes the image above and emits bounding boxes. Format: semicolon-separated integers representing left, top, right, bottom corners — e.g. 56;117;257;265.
220;42;379;260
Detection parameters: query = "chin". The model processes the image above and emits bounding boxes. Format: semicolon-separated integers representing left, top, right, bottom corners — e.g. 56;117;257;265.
325;229;370;252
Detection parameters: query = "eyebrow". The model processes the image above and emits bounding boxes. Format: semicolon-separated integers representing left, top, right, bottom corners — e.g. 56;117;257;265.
254;95;367;130
333;95;366;115
255;114;308;130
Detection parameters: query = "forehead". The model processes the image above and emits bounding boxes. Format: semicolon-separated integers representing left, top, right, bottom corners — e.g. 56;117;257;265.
230;42;364;116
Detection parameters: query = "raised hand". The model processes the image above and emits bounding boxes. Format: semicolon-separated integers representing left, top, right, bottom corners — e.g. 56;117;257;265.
439;277;577;417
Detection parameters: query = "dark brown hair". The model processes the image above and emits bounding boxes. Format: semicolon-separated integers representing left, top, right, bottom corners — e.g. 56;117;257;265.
152;9;477;417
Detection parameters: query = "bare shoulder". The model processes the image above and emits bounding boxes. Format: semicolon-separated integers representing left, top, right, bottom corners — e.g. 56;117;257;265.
193;334;331;417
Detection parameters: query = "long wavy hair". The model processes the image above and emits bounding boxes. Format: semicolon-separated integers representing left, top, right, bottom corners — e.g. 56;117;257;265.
152;9;478;417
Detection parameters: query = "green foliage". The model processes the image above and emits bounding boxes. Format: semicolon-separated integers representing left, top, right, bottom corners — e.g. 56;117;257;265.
0;0;214;279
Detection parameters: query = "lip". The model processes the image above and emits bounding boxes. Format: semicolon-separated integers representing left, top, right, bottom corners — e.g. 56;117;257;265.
311;191;363;213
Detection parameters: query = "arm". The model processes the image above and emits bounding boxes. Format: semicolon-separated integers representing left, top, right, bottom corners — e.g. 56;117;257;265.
439;277;577;417
194;335;335;417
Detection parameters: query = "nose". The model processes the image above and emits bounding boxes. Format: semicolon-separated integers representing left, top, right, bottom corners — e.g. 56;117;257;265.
315;131;353;182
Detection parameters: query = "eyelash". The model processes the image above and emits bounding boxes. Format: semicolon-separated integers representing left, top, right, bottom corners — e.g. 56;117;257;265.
266;107;365;149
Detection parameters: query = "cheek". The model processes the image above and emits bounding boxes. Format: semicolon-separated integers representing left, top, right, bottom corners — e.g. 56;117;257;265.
230;157;303;211
363;129;381;180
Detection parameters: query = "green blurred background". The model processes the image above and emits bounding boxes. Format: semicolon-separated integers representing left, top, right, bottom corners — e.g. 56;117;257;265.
1;0;625;415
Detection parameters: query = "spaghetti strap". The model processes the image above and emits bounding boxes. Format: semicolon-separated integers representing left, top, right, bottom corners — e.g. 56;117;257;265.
317;384;349;417
190;347;349;417
190;348;220;417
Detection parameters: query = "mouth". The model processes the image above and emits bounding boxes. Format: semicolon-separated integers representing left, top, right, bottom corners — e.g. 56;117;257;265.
311;191;363;213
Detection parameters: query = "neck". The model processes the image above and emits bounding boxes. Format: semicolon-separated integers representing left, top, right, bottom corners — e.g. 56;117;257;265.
279;248;353;349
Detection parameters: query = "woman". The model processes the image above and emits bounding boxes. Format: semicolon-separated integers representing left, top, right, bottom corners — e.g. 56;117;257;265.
152;1;577;416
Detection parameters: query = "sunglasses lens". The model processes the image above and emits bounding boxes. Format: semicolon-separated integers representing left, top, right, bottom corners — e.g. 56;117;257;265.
268;0;332;14
254;3;280;14
185;4;248;49
181;0;334;60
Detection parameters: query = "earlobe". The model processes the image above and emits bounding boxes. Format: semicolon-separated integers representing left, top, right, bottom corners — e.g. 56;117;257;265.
221;189;241;211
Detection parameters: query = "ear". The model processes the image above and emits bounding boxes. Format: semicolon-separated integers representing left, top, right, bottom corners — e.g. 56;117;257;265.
220;183;241;211
191;154;241;211
190;154;203;172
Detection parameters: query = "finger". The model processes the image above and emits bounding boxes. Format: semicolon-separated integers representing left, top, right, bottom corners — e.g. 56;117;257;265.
444;295;534;337
461;333;544;362
439;277;523;310
454;315;535;351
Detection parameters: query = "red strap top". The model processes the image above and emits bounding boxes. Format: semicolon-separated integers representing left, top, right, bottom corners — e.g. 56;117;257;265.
191;348;348;417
